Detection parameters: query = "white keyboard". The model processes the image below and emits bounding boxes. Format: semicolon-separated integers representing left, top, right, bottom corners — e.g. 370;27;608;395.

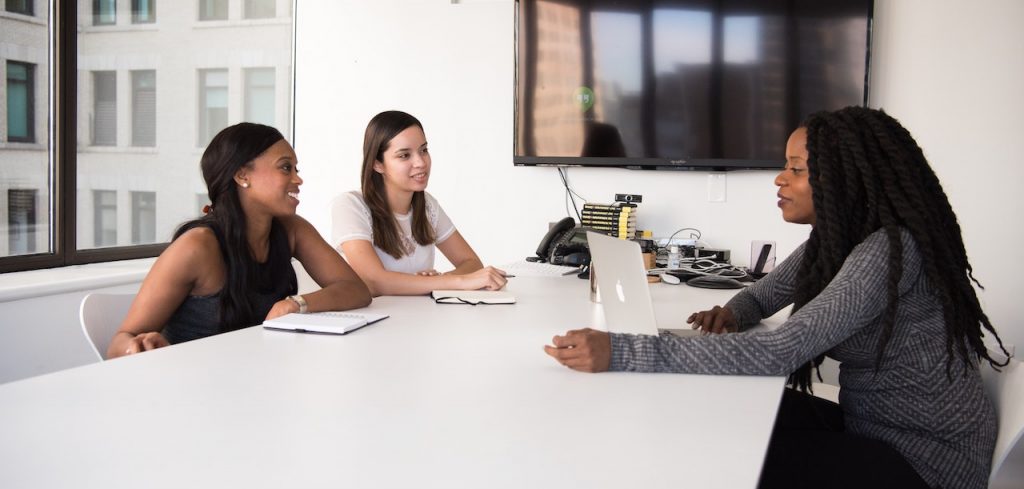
501;260;580;277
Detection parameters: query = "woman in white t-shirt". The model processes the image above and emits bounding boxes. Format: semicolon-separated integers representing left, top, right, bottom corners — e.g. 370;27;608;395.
331;110;507;296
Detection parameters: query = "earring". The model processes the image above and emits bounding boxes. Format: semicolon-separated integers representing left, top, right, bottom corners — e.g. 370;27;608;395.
241;182;250;188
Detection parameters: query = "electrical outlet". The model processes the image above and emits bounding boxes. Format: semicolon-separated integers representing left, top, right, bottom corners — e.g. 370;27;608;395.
707;173;727;202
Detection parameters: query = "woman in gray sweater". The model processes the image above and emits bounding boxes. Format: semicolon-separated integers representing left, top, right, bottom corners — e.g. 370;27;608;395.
544;107;1009;489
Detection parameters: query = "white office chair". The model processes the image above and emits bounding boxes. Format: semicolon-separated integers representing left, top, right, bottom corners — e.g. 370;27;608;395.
79;293;135;361
982;350;1024;488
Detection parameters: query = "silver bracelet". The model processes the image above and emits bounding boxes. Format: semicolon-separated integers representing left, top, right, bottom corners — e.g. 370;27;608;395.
288;294;308;314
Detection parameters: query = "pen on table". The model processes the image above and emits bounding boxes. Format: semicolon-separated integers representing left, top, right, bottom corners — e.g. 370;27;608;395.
504;274;516;278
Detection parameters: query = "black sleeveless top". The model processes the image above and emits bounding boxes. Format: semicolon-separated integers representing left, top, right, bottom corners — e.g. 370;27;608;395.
162;220;297;344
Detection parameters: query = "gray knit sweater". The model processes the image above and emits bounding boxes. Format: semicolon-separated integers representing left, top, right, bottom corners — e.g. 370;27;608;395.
609;229;995;489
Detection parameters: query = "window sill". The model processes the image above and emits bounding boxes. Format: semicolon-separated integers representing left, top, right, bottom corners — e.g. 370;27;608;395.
192;17;290;29
0;11;46;26
0;257;155;303
0;142;46;151
79;23;160;34
78;146;158;155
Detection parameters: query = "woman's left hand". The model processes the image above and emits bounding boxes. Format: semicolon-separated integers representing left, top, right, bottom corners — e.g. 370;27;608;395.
543;328;611;372
265;298;300;321
416;269;441;276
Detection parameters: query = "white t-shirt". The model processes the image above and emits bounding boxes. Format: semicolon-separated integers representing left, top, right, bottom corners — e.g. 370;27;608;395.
331;191;457;274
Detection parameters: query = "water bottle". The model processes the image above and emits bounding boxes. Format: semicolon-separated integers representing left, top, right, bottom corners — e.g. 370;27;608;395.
667;245;681;270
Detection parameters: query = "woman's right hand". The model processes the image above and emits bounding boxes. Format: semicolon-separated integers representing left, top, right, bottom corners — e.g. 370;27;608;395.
115;332;170;357
457;266;508;291
687;306;737;334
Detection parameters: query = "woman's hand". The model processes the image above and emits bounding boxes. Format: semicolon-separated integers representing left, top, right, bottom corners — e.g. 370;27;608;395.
687;305;737;334
457;266;508;291
416;269;441;276
266;298;301;321
543;328;611;372
118;332;170;356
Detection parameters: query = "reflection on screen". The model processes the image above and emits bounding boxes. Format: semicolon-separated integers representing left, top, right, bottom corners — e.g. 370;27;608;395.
516;0;871;165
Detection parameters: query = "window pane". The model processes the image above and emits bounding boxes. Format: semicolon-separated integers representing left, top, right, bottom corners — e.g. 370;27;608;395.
8;189;38;254
200;0;228;21
131;191;156;244
92;71;117;146
132;70;156;146
6;0;33;16
199;68;229;147
245;68;275;126
93;0;116;25
132;0;155;24
1;10;51;259
76;4;292;252
93;190;118;247
6;61;35;142
244;0;275;19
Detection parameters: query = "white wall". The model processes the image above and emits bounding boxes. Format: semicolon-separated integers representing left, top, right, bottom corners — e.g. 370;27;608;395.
295;0;1024;350
293;0;808;270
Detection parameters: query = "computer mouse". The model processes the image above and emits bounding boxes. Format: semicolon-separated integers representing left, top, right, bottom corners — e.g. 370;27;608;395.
660;273;681;285
685;275;746;289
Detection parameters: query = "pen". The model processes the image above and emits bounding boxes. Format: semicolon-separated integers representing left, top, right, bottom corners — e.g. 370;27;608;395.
505;275;516;278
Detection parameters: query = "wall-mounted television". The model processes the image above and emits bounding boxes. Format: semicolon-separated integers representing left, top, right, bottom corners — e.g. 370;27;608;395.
514;0;873;171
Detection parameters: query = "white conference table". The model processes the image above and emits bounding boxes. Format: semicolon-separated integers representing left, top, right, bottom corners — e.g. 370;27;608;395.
0;275;786;489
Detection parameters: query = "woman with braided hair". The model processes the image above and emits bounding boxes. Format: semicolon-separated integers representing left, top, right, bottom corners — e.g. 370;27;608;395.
544;106;1009;488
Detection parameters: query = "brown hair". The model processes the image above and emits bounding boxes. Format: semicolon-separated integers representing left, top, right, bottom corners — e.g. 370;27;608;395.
360;110;435;259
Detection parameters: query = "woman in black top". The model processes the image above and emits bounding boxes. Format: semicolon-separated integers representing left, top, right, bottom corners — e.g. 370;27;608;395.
109;123;370;357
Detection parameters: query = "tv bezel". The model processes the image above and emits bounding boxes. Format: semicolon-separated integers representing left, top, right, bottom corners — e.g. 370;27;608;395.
512;0;874;172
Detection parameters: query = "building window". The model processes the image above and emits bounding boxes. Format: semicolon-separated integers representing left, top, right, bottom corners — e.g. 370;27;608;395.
1;2;294;271
132;0;155;24
6;0;33;16
198;68;228;147
132;70;156;147
7;189;38;255
6;61;35;143
93;190;117;247
131;191;157;244
244;0;275;19
199;0;227;21
244;68;275;126
92;71;117;146
93;0;116;25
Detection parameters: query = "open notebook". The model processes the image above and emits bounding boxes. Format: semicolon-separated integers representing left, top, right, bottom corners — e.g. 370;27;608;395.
262;311;389;335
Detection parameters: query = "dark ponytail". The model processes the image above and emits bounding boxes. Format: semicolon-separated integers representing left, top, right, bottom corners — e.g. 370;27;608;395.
175;122;297;332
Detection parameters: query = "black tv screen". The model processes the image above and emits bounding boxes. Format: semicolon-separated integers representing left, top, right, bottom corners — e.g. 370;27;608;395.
514;0;873;171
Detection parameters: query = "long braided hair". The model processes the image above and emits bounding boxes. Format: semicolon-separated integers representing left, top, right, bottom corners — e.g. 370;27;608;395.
788;106;1008;392
174;123;297;333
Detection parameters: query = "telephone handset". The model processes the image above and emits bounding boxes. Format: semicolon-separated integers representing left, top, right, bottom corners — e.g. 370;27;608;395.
533;217;591;266
535;217;575;260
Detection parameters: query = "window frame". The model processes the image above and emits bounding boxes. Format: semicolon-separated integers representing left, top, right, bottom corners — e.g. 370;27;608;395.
0;0;296;273
0;2;166;273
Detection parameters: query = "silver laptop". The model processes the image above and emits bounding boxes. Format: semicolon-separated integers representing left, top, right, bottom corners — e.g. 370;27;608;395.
587;231;697;337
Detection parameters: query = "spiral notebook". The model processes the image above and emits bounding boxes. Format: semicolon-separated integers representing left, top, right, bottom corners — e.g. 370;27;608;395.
262;310;389;335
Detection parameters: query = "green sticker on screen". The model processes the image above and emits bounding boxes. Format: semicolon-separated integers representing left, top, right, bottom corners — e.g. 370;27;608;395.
573;87;595;111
